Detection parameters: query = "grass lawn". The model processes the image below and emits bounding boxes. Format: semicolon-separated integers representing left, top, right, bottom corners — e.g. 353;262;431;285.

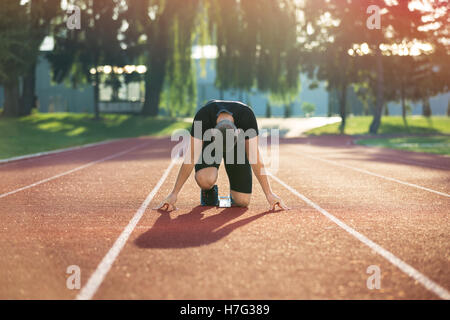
305;116;450;136
305;116;450;156
0;112;191;160
355;136;450;155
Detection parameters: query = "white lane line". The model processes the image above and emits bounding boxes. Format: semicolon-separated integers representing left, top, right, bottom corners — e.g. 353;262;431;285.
296;152;450;198
0;142;148;199
0;138;122;165
352;144;450;171
269;173;450;300
371;156;449;171
76;158;178;300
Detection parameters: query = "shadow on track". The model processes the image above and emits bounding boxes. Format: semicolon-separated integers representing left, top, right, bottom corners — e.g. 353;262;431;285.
134;206;276;249
4;136;448;172
279;136;450;171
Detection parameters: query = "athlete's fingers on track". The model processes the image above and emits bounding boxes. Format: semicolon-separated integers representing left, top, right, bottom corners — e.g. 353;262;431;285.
154;202;169;211
272;201;290;211
153;202;166;210
154;202;177;212
271;202;279;211
279;201;291;210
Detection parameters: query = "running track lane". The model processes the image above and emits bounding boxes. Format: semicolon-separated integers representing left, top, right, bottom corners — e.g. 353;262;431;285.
0;137;177;299
1;136;448;299
0;137;152;196
88;137;449;299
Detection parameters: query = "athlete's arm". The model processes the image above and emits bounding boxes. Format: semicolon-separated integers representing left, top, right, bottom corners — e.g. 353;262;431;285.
156;136;202;211
246;136;289;211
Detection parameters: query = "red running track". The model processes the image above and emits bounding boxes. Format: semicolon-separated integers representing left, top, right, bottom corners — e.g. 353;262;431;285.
0;136;448;299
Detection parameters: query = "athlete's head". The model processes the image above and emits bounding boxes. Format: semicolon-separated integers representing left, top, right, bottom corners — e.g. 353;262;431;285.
215;119;238;152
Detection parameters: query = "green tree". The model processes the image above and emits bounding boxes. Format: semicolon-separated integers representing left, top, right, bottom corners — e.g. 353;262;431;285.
210;0;301;102
0;1;31;117
0;0;58;117
161;10;198;117
300;0;441;133
48;0;124;120
410;43;449;117
422;99;431;118
354;82;375;116
21;0;60;116
268;82;301;120
381;45;448;125
301;102;316;117
122;0;200;116
383;55;415;126
367;0;447;133
301;0;364;133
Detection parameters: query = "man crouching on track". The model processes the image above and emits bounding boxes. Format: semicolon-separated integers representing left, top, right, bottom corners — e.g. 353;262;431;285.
156;100;289;211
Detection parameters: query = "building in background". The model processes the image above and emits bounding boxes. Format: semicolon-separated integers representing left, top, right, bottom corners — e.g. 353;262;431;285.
0;45;448;117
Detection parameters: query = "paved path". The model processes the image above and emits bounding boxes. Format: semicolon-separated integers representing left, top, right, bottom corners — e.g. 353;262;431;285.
183;117;342;137
257;117;341;137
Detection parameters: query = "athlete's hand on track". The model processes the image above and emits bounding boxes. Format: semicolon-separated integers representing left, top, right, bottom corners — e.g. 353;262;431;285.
155;193;178;211
266;193;290;211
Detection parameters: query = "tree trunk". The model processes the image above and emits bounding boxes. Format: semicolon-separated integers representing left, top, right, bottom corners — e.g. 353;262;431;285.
93;69;100;120
400;82;408;127
21;62;37;116
284;103;292;118
422;98;431;118
141;17;170;117
369;48;384;134
142;58;166;116
265;103;272;118
327;92;333;117
2;77;21;117
364;100;370;116
339;83;347;134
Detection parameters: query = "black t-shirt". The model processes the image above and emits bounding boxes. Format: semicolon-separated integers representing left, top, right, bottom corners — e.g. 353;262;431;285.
190;100;259;141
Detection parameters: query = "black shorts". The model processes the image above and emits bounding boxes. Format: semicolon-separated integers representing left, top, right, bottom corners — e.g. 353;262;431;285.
195;147;252;194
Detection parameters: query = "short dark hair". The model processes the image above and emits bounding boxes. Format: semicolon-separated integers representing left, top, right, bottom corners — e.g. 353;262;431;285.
215;119;238;151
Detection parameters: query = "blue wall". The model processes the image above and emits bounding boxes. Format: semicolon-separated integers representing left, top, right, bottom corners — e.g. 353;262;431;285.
194;59;329;116
0;54;448;116
35;55;94;113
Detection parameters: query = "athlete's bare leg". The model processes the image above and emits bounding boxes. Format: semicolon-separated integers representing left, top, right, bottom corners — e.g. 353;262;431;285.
195;167;218;190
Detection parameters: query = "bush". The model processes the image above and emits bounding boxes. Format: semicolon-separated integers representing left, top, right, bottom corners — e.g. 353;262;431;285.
265;102;272;118
284;104;292;118
301;102;316;117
